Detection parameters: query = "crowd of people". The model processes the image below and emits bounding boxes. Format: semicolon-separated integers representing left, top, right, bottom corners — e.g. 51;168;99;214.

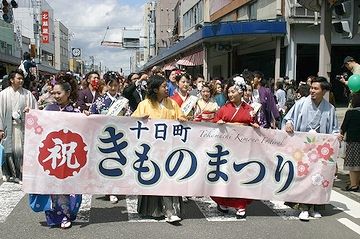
0;54;359;228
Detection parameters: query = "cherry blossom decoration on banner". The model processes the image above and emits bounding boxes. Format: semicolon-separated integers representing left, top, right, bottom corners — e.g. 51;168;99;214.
25;114;43;135
294;135;336;189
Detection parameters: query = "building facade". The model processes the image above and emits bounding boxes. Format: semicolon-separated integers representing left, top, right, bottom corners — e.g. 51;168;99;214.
54;20;69;71
0;19;17;78
141;0;360;104
155;0;178;54
13;0;57;74
141;1;156;63
141;0;285;80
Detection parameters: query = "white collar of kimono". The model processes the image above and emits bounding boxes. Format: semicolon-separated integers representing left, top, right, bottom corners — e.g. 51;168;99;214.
106;92;119;101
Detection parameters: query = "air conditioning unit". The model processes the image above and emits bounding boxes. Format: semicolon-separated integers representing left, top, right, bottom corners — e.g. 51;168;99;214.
216;43;232;52
47;55;53;61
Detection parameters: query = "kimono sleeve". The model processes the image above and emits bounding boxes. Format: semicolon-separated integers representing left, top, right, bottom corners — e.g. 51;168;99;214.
29;92;38;109
266;88;280;119
89;98;101;114
131;100;147;117
169;99;183;119
213;106;225;123
329;107;339;134
282;103;296;129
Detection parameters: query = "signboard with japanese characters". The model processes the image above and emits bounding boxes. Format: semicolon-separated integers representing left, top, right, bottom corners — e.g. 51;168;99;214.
41;11;49;44
23;110;339;204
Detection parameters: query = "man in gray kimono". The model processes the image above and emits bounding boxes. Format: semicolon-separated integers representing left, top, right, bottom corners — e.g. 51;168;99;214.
282;76;339;221
0;69;38;183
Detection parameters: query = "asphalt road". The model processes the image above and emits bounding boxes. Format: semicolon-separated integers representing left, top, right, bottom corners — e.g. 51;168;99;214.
0;174;359;239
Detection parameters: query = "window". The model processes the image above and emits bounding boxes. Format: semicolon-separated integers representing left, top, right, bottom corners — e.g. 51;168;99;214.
6;44;12;55
183;0;204;31
198;0;203;22
194;5;198;26
249;2;257;20
0;41;6;54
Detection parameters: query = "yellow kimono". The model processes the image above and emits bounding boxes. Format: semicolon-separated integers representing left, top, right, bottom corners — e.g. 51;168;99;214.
131;97;184;218
132;98;183;120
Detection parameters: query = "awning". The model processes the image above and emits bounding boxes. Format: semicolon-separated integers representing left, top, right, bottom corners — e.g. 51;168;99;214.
140;20;286;71
38;64;58;74
162;62;176;71
177;51;203;66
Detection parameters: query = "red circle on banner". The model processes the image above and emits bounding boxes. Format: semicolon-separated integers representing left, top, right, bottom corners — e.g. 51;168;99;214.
38;130;88;179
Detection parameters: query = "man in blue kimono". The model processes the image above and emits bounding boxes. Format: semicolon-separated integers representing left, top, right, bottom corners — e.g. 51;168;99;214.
282;76;339;221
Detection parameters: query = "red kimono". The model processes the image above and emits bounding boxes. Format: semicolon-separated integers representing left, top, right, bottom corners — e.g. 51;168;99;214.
171;92;188;107
211;101;254;209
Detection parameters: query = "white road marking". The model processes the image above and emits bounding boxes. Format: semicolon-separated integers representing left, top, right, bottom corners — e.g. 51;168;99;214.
330;190;360;218
337;218;360;235
0;182;25;223
261;200;299;220
76;194;92;222
193;196;243;221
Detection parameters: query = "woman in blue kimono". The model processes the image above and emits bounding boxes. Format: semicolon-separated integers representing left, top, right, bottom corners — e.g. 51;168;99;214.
89;71;130;203
89;71;130;116
29;72;82;229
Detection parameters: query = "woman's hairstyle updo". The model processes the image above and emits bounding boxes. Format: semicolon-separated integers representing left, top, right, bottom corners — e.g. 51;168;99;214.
224;79;246;100
201;83;215;97
175;72;190;82
146;75;166;103
55;71;79;102
103;71;123;85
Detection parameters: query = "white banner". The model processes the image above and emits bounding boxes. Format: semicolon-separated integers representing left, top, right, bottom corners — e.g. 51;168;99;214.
23;110;339;204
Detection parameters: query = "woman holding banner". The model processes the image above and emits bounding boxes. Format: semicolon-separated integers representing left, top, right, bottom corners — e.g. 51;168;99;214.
29;72;82;229
89;71;131;203
132;75;187;223
211;78;259;219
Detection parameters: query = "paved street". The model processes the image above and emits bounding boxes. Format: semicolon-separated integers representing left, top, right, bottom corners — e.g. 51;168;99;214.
0;182;359;239
0;107;359;239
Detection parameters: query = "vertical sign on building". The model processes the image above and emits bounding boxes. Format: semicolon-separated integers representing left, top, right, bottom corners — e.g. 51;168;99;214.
41;11;49;44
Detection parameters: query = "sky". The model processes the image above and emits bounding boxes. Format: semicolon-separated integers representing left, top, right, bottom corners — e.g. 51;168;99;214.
46;0;147;74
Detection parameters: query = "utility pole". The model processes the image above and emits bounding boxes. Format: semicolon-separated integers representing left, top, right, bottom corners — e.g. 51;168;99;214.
318;0;332;101
318;0;332;80
32;0;41;64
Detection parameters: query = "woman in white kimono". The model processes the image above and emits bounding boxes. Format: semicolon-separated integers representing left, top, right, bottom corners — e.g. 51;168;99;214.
0;69;38;183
